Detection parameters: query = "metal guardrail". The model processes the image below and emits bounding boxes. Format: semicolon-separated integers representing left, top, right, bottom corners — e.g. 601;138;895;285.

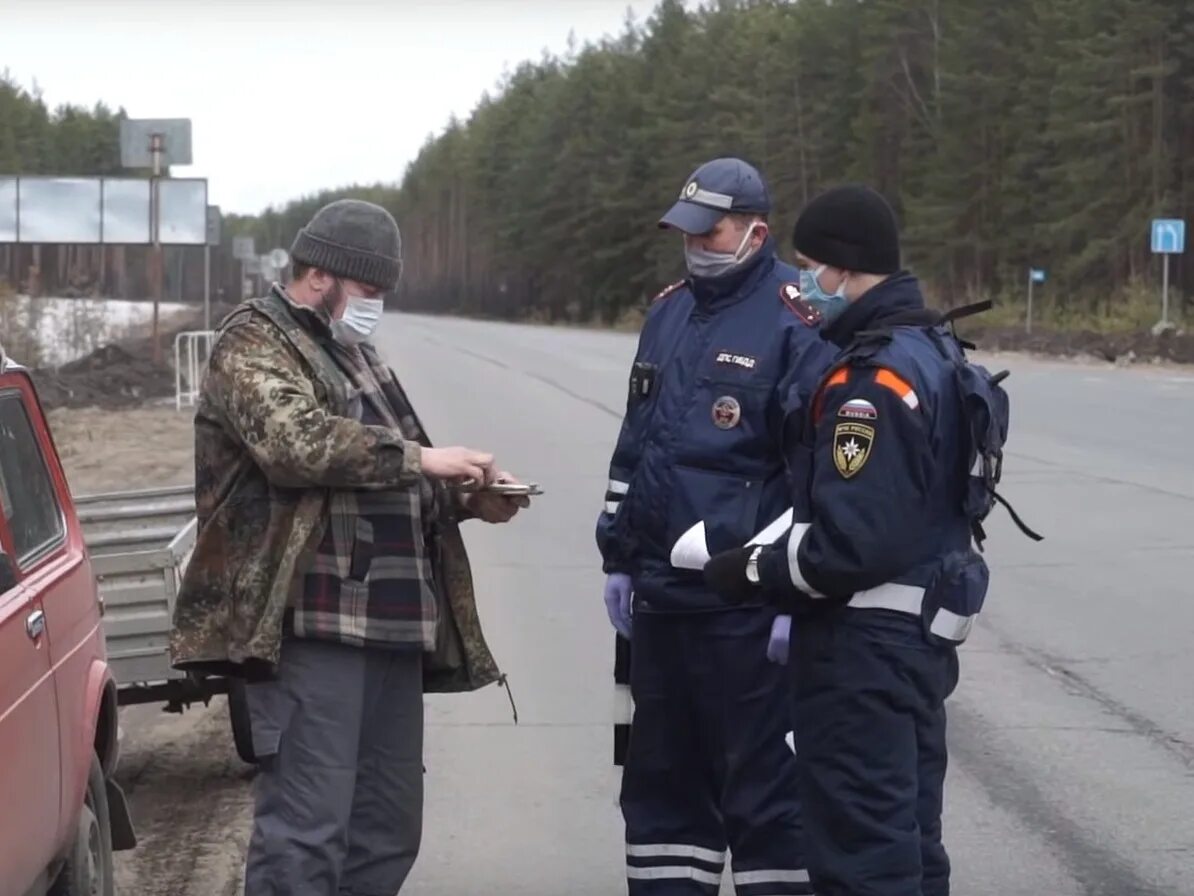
174;329;214;411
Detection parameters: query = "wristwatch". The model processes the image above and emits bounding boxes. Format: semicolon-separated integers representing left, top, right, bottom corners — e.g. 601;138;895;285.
745;545;763;584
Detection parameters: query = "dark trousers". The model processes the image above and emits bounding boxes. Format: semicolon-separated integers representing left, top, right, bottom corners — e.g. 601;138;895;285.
791;608;959;896
621;608;809;895
242;637;424;896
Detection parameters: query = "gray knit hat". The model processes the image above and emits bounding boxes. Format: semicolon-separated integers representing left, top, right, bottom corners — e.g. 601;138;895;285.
289;199;402;291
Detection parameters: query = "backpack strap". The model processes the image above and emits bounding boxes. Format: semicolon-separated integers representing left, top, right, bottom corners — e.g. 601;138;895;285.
940;299;993;324
940;300;993;351
991;490;1045;543
852;308;943;343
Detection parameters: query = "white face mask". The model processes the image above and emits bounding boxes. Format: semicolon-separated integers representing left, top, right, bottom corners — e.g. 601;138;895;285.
331;294;385;345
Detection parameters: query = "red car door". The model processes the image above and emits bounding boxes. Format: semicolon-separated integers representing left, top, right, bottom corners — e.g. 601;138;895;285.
0;503;62;890
1;374;103;850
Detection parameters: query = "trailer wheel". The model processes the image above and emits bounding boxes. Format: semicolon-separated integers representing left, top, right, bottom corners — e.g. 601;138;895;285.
227;679;258;765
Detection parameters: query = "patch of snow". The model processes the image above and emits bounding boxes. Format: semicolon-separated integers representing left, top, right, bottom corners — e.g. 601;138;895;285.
0;295;191;366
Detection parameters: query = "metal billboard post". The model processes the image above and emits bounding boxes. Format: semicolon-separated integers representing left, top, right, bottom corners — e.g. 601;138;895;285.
150;133;164;363
121;118;194;361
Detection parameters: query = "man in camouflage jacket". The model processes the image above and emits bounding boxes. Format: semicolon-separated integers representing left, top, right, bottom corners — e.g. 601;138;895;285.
170;199;528;896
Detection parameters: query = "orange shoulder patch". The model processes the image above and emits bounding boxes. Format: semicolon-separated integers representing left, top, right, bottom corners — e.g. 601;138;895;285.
874;368;921;411
812;367;851;422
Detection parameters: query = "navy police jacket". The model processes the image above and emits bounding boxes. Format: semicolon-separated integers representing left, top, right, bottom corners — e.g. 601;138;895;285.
757;272;989;644
597;240;834;613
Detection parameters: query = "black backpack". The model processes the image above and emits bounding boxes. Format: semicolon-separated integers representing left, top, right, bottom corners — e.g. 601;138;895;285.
854;300;1043;550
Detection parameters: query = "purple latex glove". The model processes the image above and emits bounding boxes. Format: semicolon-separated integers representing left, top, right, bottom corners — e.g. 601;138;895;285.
766;615;791;664
604;573;633;640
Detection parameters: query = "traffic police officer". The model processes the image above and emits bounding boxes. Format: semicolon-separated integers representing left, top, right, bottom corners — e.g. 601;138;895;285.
596;158;834;896
705;184;1038;896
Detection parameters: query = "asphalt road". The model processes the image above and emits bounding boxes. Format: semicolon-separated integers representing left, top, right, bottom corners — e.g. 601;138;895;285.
114;313;1194;896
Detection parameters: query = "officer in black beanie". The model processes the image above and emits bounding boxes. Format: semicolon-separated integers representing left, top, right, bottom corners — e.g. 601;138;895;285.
788;183;902;322
703;182;1017;895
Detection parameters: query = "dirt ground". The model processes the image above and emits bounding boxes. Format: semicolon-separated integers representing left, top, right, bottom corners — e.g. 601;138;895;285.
967;323;1194;365
47;402;195;495
111;702;255;896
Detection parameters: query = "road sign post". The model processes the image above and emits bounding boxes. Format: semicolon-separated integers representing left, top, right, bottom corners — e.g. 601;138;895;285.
1027;268;1046;334
1151;219;1186;334
205;206;221;332
268;248;289;282
233;236;256;301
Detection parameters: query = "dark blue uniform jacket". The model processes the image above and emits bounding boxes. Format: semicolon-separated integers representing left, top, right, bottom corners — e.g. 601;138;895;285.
597;240;835;613
758;273;981;634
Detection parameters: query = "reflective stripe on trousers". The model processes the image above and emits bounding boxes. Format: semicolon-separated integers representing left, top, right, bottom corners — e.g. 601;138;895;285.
626;844;813;895
627;843;724;890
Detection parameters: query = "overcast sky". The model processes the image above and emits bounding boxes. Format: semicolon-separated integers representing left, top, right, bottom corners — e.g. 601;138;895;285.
0;0;665;215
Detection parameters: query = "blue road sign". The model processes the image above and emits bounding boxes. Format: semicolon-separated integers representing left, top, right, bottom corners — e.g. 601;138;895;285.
1151;219;1185;254
1030;268;1046;284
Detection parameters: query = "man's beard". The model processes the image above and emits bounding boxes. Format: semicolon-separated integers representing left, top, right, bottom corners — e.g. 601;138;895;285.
321;278;345;319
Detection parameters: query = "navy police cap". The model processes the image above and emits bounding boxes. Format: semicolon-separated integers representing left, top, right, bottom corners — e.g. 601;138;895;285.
658;157;772;235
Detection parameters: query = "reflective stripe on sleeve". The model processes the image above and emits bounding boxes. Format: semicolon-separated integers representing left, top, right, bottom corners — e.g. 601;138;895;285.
785;522;826;598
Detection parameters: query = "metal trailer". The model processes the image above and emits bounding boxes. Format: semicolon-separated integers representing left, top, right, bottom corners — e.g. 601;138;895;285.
75;485;256;763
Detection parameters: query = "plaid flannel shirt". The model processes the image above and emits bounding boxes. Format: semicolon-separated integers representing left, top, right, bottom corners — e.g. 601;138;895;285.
288;339;440;651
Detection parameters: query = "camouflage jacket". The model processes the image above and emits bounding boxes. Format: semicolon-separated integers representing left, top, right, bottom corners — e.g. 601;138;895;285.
169;287;503;694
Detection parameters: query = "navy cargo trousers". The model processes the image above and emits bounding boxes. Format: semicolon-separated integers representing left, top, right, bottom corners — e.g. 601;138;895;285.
620;607;810;895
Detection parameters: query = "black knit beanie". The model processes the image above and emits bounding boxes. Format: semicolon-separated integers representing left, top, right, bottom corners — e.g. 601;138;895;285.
289;199;402;291
791;184;900;274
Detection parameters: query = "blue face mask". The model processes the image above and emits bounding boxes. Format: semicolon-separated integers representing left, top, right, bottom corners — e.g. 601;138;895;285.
799;265;849;320
684;222;761;279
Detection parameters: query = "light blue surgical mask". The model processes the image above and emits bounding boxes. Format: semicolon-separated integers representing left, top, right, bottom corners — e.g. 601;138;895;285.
799;265;849;320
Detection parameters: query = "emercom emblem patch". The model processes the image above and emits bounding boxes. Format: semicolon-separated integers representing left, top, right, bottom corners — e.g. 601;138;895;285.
833;422;874;479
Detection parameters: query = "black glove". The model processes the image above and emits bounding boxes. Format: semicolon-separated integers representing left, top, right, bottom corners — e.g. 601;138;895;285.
703;546;757;604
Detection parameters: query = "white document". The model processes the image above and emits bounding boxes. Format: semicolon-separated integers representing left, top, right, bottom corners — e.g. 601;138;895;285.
669;508;795;571
747;508;794;546
670;521;712;571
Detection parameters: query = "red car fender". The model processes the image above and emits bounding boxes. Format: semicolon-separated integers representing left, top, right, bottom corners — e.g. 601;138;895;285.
76;658;119;787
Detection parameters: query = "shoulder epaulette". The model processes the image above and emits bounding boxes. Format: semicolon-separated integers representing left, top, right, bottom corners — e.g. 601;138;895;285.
778;282;822;327
652;280;686;303
220;304;257;332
